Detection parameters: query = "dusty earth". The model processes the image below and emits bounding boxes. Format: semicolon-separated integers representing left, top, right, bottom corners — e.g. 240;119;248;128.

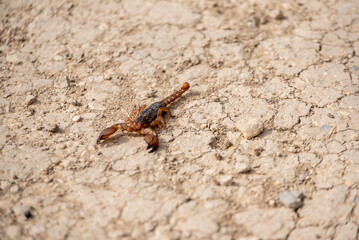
1;0;359;239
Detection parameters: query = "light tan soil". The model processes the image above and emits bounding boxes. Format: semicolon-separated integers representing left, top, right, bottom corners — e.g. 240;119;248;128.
1;0;358;239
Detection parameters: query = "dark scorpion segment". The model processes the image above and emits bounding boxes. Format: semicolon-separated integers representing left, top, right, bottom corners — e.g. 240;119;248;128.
96;82;190;152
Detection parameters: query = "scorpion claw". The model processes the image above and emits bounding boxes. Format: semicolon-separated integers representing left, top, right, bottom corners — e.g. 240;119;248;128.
96;126;118;144
144;133;159;153
148;146;158;153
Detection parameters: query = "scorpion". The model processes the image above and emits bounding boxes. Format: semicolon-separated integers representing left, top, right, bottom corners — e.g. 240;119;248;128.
96;82;190;152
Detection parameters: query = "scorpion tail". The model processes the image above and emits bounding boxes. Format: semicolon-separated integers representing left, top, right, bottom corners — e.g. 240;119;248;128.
161;82;190;106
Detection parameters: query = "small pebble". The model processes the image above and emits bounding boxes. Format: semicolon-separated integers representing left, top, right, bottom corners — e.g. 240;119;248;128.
235;162;251;173
26;109;35;116
217;175;233;186
26;95;37;106
236;119;264;140
48;124;59;133
5;105;11;113
145;89;156;98
104;74;112;80
210;124;219;131
268;9;284;20
113;52;120;58
72;115;82;122
279;191;306;210
68;98;80;106
351;134;359;141
268;200;276;207
57;75;70;88
298;174;306;183
327;113;335;118
253;147;264;156
288;145;299;153
248;16;260;28
55;143;66;150
9;185;19;193
261;16;269;24
53;55;63;61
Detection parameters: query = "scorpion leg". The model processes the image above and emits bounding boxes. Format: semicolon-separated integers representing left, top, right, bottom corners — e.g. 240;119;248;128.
150;107;174;129
129;105;146;120
138;105;147;113
96;123;133;144
140;128;159;153
129;110;139;120
150;117;166;128
158;107;174;118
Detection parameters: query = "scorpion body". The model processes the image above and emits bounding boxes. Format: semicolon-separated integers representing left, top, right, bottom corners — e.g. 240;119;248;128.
136;101;166;127
97;82;190;152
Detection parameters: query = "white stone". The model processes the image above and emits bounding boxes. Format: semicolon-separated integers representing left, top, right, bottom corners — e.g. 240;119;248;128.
9;185;19;193
236;118;264;140
72;115;82;122
268;9;284;20
53;55;63;61
279;191;305;210
26;95;37;106
216;175;233;186
56;75;70;88
235;162;251;173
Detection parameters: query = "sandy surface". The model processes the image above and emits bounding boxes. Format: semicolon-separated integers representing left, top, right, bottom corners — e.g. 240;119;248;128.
1;0;359;239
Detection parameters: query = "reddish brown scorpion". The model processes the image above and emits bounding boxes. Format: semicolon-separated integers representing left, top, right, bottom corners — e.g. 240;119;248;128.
96;82;190;152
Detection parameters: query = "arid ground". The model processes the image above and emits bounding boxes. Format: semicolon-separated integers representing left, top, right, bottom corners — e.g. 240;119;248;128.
1;0;358;239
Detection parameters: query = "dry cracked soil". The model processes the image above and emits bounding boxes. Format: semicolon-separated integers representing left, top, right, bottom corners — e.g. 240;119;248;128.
1;0;359;239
